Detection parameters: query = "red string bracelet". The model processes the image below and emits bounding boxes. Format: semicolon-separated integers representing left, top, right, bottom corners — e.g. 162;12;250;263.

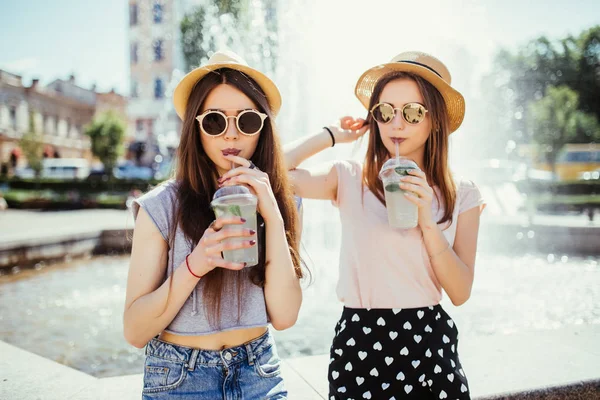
186;254;202;279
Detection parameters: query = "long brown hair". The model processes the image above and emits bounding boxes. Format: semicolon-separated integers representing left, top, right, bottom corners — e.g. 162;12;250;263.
167;68;302;327
363;71;457;225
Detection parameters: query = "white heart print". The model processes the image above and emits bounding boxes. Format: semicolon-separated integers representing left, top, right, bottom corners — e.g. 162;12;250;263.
425;325;433;333
385;357;394;365
363;327;372;335
377;317;386;326
400;346;409;356
332;370;339;380
389;331;398;340
404;385;413;394
338;387;346;393
447;319;454;328
356;376;365;386
345;362;353;371
461;383;468;392
347;338;356;346
412;360;420;368
425;348;432;358
352;313;360;322
382;383;390;390
414;335;422;343
403;321;412;330
396;371;405;381
369;367;379;377
439;390;448;399
434;364;442;373
392;308;402;314
363;391;372;399
438;349;444;357
447;373;454;382
443;335;450;344
358;351;368;360
428;379;433;387
417;310;425;319
373;342;383;351
334;349;343;356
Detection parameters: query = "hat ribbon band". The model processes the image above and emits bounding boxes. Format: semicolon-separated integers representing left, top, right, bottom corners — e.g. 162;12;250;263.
396;60;443;79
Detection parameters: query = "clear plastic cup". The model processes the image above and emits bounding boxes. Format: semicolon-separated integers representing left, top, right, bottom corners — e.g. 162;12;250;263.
379;157;420;229
211;185;259;267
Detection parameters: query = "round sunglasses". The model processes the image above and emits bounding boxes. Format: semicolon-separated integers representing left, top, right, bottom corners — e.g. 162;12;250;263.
196;109;268;137
370;102;429;125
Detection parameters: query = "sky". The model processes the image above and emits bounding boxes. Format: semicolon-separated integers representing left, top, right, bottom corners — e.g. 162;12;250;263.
0;0;598;97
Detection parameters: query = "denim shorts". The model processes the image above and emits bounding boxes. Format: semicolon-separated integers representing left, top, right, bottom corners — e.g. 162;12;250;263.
142;330;287;399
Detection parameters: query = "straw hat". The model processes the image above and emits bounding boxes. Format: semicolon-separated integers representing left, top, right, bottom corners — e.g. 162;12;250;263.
355;51;465;133
173;50;282;120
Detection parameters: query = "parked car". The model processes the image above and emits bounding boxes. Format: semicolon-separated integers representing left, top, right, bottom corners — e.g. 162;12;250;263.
114;162;154;180
14;158;90;180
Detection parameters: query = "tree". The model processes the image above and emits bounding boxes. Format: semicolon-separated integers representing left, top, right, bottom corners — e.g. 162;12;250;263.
19;111;43;178
180;7;208;71
528;86;600;175
84;111;126;179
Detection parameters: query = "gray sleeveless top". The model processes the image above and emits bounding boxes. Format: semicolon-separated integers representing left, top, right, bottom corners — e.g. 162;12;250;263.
132;180;302;336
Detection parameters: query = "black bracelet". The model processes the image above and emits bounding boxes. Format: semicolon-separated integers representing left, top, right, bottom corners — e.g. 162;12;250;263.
323;126;335;147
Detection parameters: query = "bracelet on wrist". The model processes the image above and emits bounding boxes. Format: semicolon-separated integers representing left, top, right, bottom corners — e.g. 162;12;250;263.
185;254;203;279
429;243;451;260
323;126;335;147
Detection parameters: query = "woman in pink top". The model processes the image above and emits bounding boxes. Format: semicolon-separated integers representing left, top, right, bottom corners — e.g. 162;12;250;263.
285;51;485;399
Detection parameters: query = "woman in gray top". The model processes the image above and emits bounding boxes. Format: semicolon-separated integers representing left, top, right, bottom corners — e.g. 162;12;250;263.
123;50;304;399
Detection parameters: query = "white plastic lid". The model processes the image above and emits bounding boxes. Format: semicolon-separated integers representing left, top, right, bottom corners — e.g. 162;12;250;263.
379;157;419;179
213;185;252;200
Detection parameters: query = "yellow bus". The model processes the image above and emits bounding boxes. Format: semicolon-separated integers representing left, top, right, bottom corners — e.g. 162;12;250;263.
533;143;600;181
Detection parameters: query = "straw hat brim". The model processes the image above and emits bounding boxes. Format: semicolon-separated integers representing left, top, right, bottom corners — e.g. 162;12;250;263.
355;63;465;133
173;63;282;120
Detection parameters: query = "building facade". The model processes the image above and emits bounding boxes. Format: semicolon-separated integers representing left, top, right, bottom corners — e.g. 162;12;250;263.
127;0;188;165
0;70;127;171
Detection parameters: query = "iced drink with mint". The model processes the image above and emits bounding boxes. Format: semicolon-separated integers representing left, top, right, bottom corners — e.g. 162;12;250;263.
211;186;259;267
379;157;420;229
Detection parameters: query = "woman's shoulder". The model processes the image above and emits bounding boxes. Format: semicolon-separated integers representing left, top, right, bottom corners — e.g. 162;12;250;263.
451;175;485;214
132;179;179;218
333;159;363;177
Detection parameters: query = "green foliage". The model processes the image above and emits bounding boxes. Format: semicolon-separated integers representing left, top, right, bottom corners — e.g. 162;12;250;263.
528;86;599;172
84;111;126;178
483;25;600;155
19;111;43;177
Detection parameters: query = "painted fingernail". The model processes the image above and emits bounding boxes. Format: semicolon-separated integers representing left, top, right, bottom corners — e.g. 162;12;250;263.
240;218;246;222
249;229;256;235
242;262;247;267
249;240;256;246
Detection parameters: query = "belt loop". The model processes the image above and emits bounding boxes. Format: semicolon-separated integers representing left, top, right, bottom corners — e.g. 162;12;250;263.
245;343;255;366
187;349;199;371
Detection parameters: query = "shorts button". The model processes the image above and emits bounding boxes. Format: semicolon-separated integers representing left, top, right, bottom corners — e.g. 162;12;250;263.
224;352;232;361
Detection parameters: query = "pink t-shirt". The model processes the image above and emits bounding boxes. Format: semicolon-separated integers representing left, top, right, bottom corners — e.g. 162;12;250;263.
332;160;486;309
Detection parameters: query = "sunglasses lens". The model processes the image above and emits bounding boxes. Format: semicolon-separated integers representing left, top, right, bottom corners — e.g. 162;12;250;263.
372;103;395;124
238;111;263;135
201;112;227;135
403;103;426;124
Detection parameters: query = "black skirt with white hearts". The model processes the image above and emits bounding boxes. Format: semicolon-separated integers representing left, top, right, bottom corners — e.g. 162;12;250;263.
328;305;471;400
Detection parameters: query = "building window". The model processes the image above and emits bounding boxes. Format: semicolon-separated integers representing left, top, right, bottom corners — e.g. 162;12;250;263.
9;106;17;130
130;3;138;26
153;2;163;23
130;43;138;64
153;39;164;61
154;78;164;99
131;81;139;98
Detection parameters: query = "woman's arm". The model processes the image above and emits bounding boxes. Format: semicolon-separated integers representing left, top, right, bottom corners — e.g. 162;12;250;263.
421;207;482;306
123;209;251;348
284;119;368;200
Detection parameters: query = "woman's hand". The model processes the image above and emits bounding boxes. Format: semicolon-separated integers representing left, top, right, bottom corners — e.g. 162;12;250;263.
399;169;436;229
187;216;256;277
324;116;369;144
218;155;283;224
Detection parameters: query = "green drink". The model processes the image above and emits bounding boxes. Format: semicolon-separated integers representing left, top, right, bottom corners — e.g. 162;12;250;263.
379;157;420;229
211;186;259;267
